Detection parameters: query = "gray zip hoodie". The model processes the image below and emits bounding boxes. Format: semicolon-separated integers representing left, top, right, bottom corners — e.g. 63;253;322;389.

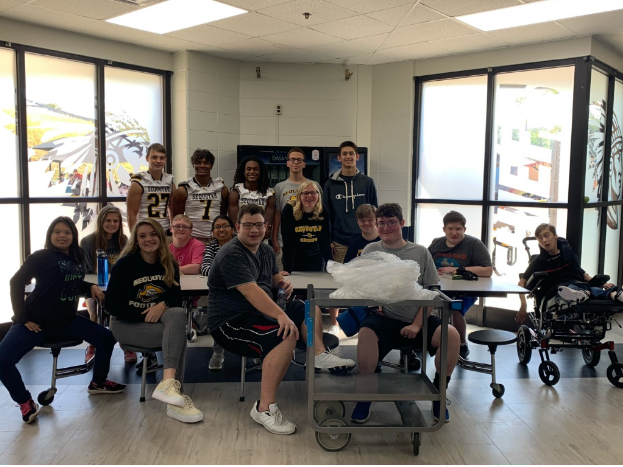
322;169;378;246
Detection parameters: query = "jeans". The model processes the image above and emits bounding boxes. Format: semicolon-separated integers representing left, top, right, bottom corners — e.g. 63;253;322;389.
0;315;116;404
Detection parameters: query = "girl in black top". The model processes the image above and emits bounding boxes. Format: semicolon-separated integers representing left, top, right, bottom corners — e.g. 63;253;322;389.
0;217;125;424
281;180;332;273
106;218;203;424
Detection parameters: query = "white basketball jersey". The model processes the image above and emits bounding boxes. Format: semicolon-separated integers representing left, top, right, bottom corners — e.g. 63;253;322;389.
234;182;274;208
131;171;174;231
180;177;225;238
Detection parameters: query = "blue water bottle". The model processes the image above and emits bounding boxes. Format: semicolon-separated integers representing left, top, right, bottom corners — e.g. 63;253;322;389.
276;288;287;311
96;249;108;287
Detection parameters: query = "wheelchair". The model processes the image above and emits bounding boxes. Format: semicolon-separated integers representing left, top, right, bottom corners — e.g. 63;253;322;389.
516;237;623;388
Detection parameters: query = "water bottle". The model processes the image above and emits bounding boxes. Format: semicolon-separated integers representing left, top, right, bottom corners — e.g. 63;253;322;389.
276;288;287;311
96;249;108;287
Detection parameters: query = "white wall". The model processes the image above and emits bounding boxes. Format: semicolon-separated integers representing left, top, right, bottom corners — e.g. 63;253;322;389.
591;37;623;72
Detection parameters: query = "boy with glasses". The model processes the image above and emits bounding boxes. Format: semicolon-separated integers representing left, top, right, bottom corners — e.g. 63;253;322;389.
207;204;355;435
272;148;321;271
352;203;459;424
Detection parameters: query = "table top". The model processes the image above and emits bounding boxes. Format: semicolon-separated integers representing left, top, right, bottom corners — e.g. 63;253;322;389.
438;276;526;296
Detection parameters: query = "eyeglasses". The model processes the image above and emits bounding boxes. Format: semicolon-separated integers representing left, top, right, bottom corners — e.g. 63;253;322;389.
300;191;318;197
377;220;400;228
241;222;266;230
171;225;191;231
213;224;232;230
288;158;304;164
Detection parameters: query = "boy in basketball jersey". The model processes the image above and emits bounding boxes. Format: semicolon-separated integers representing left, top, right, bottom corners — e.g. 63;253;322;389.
126;143;175;237
171;149;228;244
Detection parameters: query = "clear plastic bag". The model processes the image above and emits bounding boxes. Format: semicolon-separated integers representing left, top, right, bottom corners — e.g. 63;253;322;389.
326;251;438;303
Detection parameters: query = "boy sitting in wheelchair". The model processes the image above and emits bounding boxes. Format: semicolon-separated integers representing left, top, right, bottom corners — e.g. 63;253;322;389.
516;223;622;325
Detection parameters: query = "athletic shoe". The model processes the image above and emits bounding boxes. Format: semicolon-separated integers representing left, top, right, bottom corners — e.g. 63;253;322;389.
87;380;127;395
209;350;225;371
403;349;421;371
84;345;95;363
167;395;204;423
432;399;451;423
327;324;340;337
614;290;623;303
351;402;372;424
459;344;470;359
152;378;185;407
20;399;40;424
136;352;159;375
558;286;590;303
124;349;137;363
189;328;198;343
250;401;296;435
314;351;355;372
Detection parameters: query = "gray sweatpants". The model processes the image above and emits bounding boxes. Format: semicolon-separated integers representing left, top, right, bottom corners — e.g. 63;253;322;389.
111;307;187;384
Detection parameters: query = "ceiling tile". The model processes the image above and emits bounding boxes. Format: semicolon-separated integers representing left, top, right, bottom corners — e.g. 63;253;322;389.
208;48;261;60
323;0;415;14
367;3;446;27
351;33;389;48
365;4;412;26
488;21;576;45
396;19;476;43
420;0;522;17
597;32;623;52
218;0;291;10
1;3;96;31
134;35;202;52
220;37;293;56
308;39;375;57
429;32;508;54
377;30;421;49
260;48;332;63
320;53;373;64
366;52;405;65
382;41;447;59
167;25;251;47
559;10;623;36
258;0;356;26
399;4;446;26
262;27;341;47
30;0;137;20
210;11;299;36
0;0;22;13
73;20;157;43
311;15;393;40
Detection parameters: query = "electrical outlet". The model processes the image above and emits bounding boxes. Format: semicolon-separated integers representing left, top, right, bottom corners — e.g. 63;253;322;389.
276;105;282;115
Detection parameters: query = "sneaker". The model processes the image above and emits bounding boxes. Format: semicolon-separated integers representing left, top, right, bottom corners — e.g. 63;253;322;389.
167;395;204;423
189;328;198;343
351;402;372;424
432;399;451;423
84;345;95;363
250;401;296;435
87;380;127;395
136;352;159;375
614;291;623;303
19;399;40;424
152;378;185;407
459;344;470;359
327;324;340;337
124;349;137;363
314;351;355;372
209;350;225;371
403;349;421;371
558;286;590;304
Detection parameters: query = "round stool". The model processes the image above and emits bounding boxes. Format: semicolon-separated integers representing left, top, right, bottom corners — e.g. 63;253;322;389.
38;338;85;406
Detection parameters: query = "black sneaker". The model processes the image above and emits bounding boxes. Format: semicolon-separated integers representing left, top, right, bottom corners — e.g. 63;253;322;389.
403;349;421;371
459;344;470;359
87;380;127;395
136;352;159;375
19;399;40;424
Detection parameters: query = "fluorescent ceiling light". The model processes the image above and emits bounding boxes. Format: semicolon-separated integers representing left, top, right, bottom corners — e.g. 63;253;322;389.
457;0;623;32
107;0;247;34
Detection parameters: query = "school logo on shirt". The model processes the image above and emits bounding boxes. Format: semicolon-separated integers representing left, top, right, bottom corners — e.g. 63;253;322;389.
137;284;165;302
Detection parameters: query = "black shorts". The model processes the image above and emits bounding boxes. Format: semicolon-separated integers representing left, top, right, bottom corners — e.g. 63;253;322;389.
211;300;306;359
360;313;442;359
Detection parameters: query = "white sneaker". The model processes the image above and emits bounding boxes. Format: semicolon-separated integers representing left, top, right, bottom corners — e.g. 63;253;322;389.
558;286;589;303
152;378;185;407
189;328;198;343
250;401;296;435
167;395;204;423
327;324;340;337
209;351;225;370
315;351;355;372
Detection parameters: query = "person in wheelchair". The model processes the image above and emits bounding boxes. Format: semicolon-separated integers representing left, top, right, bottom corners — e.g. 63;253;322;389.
515;223;622;325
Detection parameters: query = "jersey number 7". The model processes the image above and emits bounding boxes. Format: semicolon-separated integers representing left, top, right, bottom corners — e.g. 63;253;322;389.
199;199;212;221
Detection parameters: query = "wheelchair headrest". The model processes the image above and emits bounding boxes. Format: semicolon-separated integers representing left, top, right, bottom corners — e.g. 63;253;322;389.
538;237;573;261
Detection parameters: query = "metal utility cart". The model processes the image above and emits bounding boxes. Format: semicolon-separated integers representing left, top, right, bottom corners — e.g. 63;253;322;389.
305;285;452;455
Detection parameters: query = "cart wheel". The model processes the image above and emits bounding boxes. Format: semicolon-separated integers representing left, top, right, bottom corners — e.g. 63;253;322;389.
491;384;505;398
411;433;421;456
37;388;57;406
582;348;601;368
538;361;560;386
314;401;346;423
517;325;532;365
315;418;351;452
606;363;623;388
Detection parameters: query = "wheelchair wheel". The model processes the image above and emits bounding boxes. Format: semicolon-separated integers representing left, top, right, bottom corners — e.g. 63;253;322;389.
491;383;505;398
517;326;532;365
314;401;346;423
37;388;57;406
315;418;351;452
538;361;560;386
582;348;601;368
606;363;623;388
411;433;421;456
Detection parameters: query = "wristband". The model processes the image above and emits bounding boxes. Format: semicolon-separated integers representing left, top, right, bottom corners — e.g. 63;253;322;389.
162;301;169;310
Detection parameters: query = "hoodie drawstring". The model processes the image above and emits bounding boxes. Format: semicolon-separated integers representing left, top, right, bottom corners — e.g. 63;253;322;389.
350;180;355;210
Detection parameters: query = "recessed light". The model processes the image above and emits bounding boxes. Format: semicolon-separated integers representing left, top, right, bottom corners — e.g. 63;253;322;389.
107;0;247;34
457;0;623;32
